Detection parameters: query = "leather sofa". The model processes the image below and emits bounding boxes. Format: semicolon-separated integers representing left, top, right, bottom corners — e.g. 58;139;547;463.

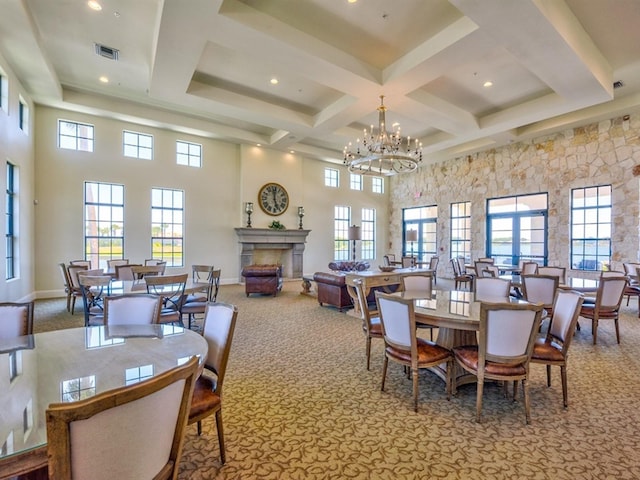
242;264;283;297
313;271;377;312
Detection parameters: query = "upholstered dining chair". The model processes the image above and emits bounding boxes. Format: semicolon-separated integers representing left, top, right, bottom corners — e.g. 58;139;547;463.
114;263;141;281
46;356;199;480
401;256;415;268
481;265;500;277
352;279;383;370
375;291;453;412
107;258;129;268
537;266;566;284
104;294;162;325
521;261;539;275
188;302;238;464
58;262;73;313
78;274;112;326
402;272;435;340
182;267;221;329
579;275;627;344
474;261;494;278
453;301;543;424
530;290;583;407
474;277;511;301
67;264;89;315
521;274;559;318
69;259;92;268
428;256;439;284
145;273;188;325
0;301;34;339
131;265;165;280
451;258;473;290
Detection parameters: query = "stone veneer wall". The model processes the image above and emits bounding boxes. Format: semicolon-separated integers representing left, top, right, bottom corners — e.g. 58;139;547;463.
389;114;640;278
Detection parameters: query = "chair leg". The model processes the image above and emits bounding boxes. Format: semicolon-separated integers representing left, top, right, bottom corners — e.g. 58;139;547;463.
615;317;620;344
475;380;484;423
412;367;419;413
560;365;568;408
215;410;226;464
523;378;531;425
381;356;388;392
197;420;202;436
365;337;372;371
546;365;552;387
592;318;598;345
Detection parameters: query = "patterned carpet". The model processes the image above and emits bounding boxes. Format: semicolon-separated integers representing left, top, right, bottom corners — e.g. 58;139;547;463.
34;280;640;479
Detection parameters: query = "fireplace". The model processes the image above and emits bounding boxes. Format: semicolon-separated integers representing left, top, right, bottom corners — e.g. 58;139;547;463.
235;228;311;279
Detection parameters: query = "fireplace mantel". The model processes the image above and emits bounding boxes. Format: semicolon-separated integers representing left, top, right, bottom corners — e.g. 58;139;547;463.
235;228;311;279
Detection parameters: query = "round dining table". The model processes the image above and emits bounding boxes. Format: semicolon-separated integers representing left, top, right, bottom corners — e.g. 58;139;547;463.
0;325;208;479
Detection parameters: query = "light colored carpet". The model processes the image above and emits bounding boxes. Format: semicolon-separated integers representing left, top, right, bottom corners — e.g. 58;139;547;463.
34;280;640;479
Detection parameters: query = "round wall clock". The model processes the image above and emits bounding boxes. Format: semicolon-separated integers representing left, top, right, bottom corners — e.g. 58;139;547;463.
258;182;289;216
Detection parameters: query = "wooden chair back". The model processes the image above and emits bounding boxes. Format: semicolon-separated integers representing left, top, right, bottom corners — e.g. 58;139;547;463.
46;356;199;480
104;294;163;326
0;302;34;339
537;266;566;284
521;274;559;309
474;277;511;301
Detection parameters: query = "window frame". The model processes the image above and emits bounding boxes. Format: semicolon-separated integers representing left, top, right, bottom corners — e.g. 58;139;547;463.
570;185;612;271
123;130;153;160
6;162;16;280
403;205;438;263
18;96;28;134
361;208;376;260
58;119;95;152
325;168;339;188
176;140;202;167
450;201;471;262
371;177;384;194
350;173;363;191
151;187;184;267
84;181;125;270
334;205;350;261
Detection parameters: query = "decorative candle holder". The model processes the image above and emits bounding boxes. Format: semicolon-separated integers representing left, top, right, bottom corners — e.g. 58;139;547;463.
245;202;253;228
298;206;305;229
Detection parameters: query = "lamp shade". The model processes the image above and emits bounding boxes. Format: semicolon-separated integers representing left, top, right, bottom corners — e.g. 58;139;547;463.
406;229;418;242
348;225;361;241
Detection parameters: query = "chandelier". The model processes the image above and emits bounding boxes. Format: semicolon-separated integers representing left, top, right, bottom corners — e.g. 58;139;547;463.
343;95;423;176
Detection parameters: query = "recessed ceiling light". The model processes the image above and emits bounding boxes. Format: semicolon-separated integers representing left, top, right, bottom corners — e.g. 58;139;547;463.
99;76;109;83
256;143;262;147
483;81;493;88
290;150;295;154
270;78;279;85
88;1;102;11
348;0;358;3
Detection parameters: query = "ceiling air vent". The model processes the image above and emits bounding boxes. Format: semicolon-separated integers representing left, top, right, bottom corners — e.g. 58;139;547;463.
94;43;119;61
613;80;624;89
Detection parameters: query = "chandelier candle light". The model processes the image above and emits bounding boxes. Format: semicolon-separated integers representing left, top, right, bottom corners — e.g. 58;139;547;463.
344;95;423;176
245;202;253;228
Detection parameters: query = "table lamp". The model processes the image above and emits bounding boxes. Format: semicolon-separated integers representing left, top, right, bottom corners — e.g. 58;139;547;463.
348;225;361;262
406;229;418;264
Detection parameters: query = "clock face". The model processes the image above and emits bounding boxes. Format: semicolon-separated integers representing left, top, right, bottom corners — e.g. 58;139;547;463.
258;183;289;216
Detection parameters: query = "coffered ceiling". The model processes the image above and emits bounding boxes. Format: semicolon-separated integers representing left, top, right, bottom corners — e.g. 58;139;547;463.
2;0;640;166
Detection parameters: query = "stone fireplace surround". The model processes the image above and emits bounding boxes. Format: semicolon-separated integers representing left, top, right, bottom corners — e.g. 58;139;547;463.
234;228;311;279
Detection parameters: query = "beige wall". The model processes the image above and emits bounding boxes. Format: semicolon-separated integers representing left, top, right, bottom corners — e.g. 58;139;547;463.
390;114;640;278
0;53;35;302
33;107;390;296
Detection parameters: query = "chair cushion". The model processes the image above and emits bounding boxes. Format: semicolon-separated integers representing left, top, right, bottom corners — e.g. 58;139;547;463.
580;305;619;318
454;346;527;376
189;375;221;421
386;338;451;364
531;339;564;362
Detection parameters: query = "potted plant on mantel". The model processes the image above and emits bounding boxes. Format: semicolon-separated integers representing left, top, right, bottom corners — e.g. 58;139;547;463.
268;220;286;230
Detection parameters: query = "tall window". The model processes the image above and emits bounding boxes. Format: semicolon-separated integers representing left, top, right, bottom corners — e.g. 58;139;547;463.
84;182;124;270
18;97;28;133
350;173;362;191
151;188;184;267
58;120;94;152
123;130;153;159
325;168;339;188
176;140;202;167
403;206;438;263
487;193;548;266
0;68;7;113
361;208;376;260
372;177;384;194
450;201;471;261
571;185;611;271
334;205;350;261
6;163;15;280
